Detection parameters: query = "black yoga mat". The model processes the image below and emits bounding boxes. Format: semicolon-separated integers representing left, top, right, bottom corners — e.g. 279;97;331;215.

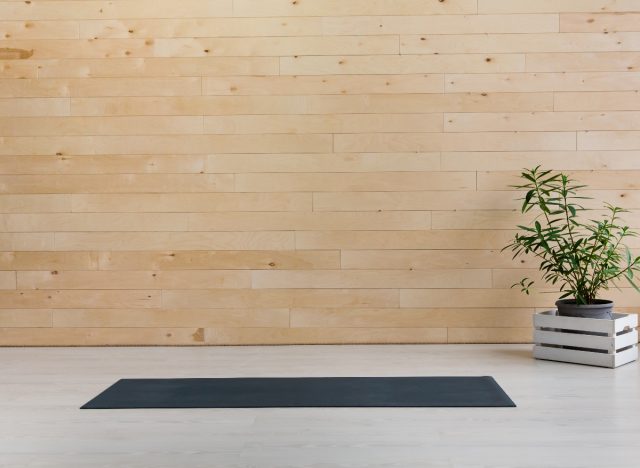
81;376;515;409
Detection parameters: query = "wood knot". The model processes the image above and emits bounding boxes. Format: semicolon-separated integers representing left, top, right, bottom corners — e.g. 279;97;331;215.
192;328;205;342
0;48;34;60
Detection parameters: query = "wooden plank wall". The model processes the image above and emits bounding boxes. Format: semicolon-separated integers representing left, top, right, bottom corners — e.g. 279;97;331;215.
1;0;640;346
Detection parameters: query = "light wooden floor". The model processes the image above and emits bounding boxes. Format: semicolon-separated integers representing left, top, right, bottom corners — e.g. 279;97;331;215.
1;345;638;468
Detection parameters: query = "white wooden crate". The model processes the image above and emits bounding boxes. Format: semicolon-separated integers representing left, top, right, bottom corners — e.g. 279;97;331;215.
533;310;638;368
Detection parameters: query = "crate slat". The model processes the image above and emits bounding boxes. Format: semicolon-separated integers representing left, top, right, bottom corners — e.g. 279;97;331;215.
534;329;638;353
534;310;615;334
534;329;612;352
533;344;638;368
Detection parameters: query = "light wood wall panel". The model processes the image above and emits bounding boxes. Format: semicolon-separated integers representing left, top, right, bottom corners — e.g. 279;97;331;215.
1;0;640;346
560;13;640;32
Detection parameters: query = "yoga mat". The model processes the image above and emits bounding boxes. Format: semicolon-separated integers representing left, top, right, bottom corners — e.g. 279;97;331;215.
81;376;515;409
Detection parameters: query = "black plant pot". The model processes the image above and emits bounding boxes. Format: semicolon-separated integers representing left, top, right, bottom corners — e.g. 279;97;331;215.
555;299;614;320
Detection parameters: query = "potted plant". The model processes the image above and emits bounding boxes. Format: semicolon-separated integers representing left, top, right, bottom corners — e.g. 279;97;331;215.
504;166;640;320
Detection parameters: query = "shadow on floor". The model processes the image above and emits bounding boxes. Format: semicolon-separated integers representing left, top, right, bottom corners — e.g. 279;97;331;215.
492;347;532;360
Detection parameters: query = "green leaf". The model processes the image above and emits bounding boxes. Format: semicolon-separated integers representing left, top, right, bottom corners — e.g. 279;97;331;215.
626;276;640;293
522;190;535;213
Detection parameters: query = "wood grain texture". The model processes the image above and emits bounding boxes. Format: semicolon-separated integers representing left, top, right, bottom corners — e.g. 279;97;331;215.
1;0;640;345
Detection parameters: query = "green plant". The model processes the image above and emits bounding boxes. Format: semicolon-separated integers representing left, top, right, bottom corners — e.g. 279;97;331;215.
503;166;640;304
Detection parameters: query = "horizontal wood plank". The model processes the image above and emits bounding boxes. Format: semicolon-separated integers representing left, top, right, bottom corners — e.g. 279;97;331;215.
479;1;640;14
290;308;535;328
204;327;448;345
16;270;251;290
232;0;478;17
0;1;233;21
51;308;289;328
252;269;492;289
560;13;640;32
97;250;341;270
54;232;296;251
